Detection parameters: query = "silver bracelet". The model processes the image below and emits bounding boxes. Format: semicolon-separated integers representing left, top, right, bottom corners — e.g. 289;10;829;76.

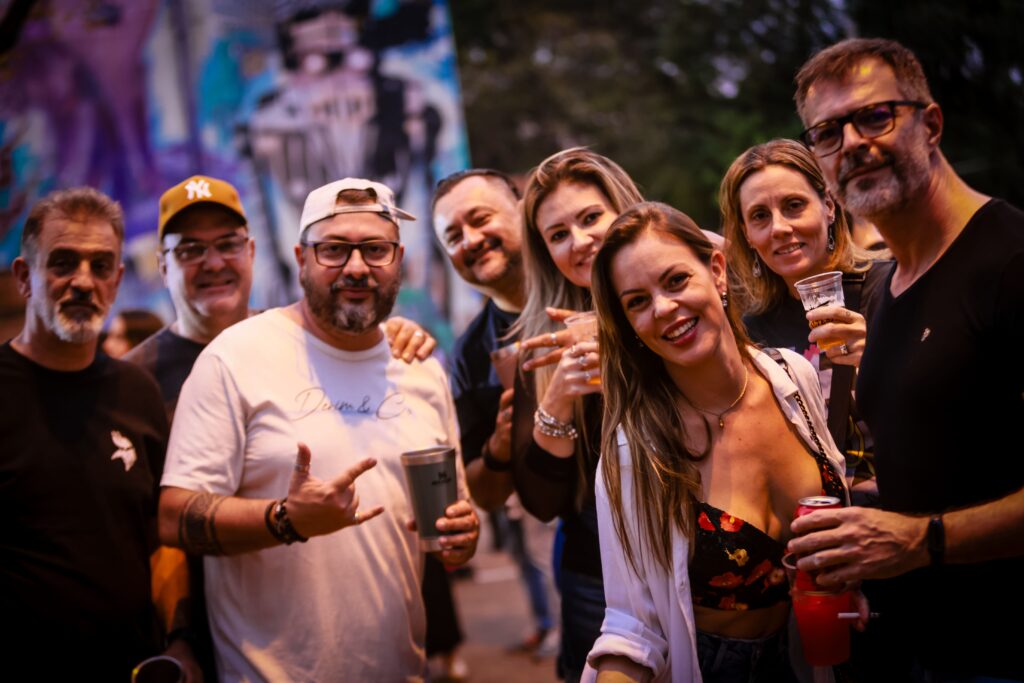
534;406;579;440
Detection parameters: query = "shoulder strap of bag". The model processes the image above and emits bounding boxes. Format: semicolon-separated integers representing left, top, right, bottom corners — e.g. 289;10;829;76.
826;271;867;449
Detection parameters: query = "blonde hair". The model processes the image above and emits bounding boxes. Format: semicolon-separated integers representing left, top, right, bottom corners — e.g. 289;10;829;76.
591;201;753;575
719;139;873;315
514;148;643;508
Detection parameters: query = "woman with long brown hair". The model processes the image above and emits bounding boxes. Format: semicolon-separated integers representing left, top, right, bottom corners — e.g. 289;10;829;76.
586;202;859;682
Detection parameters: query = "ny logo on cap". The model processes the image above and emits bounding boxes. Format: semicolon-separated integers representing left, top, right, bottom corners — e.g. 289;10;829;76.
185;179;212;201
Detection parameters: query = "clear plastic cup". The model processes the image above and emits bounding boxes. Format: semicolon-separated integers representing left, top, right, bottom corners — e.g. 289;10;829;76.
794;271;845;351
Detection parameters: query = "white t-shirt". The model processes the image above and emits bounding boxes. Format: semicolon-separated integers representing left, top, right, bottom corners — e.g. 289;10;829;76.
162;309;464;683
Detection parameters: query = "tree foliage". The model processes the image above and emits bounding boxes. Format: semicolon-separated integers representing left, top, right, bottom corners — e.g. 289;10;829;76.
449;0;1023;229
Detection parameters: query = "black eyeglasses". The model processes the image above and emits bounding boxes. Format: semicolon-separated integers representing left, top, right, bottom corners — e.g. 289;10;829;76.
800;100;926;156
301;240;400;268
162;234;249;265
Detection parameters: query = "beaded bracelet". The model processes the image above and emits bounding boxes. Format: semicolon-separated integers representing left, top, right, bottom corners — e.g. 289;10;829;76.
534;405;579;440
264;498;308;545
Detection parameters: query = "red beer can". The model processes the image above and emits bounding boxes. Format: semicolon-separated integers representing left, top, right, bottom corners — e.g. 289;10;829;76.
796;495;841;518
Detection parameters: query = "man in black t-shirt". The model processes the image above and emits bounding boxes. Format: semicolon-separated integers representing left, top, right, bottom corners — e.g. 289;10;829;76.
432;168;526;508
0;187;199;681
788;39;1024;680
433;169;560;658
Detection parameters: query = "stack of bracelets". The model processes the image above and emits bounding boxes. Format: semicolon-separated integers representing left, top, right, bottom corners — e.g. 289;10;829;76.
534;405;579;440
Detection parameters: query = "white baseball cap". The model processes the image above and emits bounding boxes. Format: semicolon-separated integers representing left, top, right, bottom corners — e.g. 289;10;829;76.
299;178;416;237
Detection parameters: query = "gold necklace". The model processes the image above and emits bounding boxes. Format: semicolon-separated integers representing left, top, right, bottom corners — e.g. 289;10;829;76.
683;367;750;430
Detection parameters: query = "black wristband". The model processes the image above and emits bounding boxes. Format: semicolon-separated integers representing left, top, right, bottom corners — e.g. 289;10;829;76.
481;441;511;472
265;498;308;545
927;514;945;566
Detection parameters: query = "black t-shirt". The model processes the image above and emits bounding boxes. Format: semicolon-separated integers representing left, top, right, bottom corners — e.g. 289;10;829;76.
857;199;1024;677
0;343;169;680
450;299;518;465
124;326;207;422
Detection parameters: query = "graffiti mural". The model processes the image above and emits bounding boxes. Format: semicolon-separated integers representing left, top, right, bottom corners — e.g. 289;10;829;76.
0;0;477;346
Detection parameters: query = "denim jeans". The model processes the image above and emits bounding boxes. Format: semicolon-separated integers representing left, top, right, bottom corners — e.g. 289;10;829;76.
696;629;799;683
556;569;605;683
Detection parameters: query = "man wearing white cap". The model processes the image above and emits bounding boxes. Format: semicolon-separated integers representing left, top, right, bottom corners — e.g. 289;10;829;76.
157;178;480;682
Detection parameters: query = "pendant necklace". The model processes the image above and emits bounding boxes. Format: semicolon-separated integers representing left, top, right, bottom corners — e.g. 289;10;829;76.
683;367;750;430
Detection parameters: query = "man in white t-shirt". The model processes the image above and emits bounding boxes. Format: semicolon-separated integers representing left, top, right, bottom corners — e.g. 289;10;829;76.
157;178;480;682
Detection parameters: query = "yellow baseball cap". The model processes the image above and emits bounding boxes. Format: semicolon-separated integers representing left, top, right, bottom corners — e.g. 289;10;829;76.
158;175;247;240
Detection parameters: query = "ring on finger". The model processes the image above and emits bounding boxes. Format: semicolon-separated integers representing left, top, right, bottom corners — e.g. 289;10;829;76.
577;354;587;368
354;511;360;523
583;369;592;383
838;343;850;355
294;463;310;473
413;330;424;338
549;332;558;346
569;343;577;357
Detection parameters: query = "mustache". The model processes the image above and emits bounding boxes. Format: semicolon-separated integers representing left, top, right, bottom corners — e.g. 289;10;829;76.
464;238;502;265
839;149;893;183
61;289;99;309
330;276;372;292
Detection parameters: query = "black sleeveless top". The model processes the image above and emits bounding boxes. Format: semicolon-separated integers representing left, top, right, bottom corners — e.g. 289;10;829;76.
689;440;844;611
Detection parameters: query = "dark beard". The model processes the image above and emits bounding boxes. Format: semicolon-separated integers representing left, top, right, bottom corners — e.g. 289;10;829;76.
301;271;400;336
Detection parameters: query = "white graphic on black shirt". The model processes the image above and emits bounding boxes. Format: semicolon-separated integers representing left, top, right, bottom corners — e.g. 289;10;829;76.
111;430;138;471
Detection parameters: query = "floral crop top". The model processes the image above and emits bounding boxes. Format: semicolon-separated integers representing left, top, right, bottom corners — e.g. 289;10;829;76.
689;444;844;611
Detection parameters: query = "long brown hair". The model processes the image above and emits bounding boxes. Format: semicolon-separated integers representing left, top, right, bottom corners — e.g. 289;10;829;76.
591;201;753;575
719;138;873;315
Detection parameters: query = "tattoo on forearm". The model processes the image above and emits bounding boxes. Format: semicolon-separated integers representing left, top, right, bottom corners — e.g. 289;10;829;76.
179;492;227;555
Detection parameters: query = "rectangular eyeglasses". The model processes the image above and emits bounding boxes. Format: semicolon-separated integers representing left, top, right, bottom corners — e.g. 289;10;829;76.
800;100;926;156
301;240;399;267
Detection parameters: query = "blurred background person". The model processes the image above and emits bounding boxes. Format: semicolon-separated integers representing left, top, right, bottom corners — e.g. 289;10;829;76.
102;308;164;358
512;148;643;683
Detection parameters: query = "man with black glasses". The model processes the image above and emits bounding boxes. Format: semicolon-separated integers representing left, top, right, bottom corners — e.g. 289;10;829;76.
157;178;480;681
788;38;1024;681
126;175;255;421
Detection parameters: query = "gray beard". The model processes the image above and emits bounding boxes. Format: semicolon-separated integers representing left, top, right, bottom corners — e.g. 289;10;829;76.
836;136;931;220
39;301;104;344
302;272;400;337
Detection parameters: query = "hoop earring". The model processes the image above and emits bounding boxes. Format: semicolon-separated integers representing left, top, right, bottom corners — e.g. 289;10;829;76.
827;222;836;253
751;253;762;278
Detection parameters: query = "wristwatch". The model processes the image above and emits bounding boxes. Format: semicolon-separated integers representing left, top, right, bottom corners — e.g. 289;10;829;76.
927;514;945;566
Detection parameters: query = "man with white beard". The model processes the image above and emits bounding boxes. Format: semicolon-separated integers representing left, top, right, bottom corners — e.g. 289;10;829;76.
0;187;200;680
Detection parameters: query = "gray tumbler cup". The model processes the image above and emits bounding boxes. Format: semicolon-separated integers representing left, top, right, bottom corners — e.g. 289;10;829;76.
401;445;458;551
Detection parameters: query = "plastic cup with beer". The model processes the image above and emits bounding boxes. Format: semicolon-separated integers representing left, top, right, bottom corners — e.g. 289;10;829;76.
564;311;600;385
400;446;459;551
489;341;520;391
793;271;845;352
